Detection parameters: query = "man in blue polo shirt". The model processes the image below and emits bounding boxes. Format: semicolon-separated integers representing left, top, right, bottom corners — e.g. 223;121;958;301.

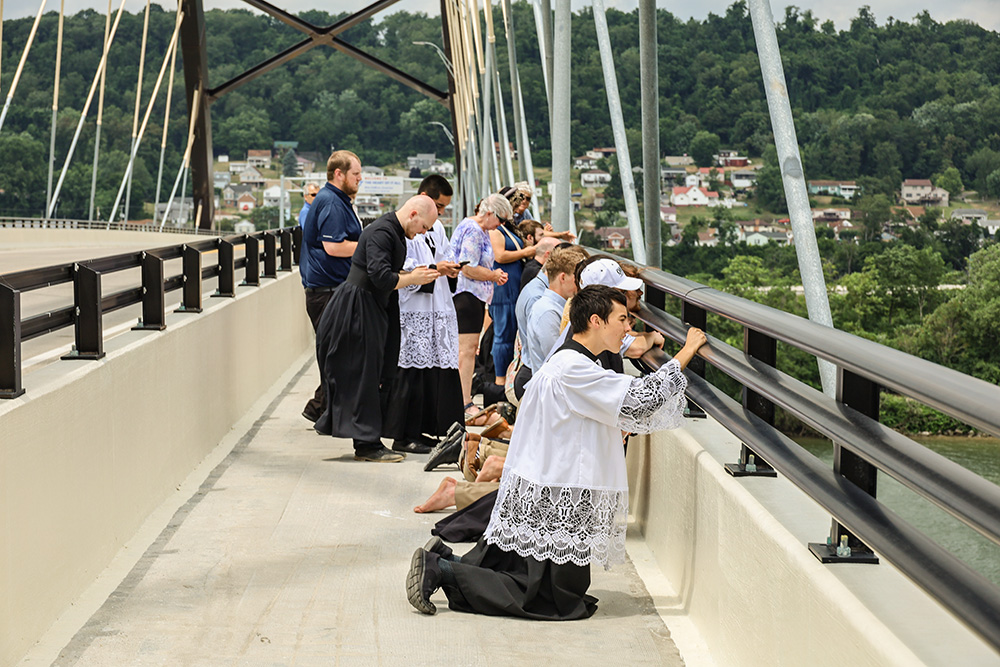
300;149;364;422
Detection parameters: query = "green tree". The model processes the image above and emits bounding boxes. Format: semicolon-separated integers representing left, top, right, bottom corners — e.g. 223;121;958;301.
688;131;721;168
282;150;298;177
933;166;964;197
856;193;892;241
215;108;273;157
986;169;1000;199
754;146;786;213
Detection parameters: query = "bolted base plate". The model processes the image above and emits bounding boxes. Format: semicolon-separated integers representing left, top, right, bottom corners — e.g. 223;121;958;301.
808;542;880;564
211;291;235;298
61;350;106;361
132;323;167;331
684;406;707;419
0;388;26;399
725;462;778;478
174;306;203;313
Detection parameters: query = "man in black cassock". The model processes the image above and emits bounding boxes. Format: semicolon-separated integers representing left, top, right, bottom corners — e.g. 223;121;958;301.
314;195;453;462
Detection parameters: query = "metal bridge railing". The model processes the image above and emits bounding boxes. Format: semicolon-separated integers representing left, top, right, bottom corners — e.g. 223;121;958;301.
0;217;224;235
0;225;301;399
617;257;1000;653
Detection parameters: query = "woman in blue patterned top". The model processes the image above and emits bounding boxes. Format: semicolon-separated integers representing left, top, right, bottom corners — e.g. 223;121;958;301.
447;193;513;422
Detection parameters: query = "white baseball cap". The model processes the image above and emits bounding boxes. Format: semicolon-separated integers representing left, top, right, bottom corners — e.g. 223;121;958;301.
580;258;644;291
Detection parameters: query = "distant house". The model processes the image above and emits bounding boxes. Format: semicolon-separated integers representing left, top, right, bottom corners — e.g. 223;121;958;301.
731;170;758;189
587;147;617;160
663;155;694;167
262;184;290;209
716;150;748;168
659;206;677;223
355;195;381;219
494;141;517;159
661;167;687;183
575;155;599;170
428;161;455;176
951;209;988;224
901;179;949;207
295;156;316;175
222;183;253;205
237;193;256;212
671;186;718;207
407;153;436;170
745;230;790;246
247;149;272;168
361;165;385;177
213;171;231;188
234;220;255;233
155;197;193;225
228;161;247;173
238;166;265;188
595;226;631;250
808;180;860;200
581;170;612;187
812;208;852;223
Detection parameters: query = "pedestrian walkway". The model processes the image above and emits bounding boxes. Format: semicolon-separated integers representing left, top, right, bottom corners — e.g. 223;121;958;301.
46;359;685;666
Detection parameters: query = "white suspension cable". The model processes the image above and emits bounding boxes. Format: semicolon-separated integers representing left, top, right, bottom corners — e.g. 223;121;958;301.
48;0;128;219
88;0;113;220
160;87;201;231
123;0;152;223
108;8;184;226
0;0;48;135
152;3;180;227
45;0;65;216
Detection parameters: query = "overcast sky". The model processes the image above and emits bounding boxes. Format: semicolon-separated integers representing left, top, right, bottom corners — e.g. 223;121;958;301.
1;0;997;32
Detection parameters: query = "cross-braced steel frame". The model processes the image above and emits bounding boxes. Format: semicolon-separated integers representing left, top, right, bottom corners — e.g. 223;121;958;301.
178;0;457;229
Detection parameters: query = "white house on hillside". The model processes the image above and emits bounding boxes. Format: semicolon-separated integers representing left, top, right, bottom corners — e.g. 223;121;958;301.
671;186;718;207
581;170;612;187
901;179;949;207
263;184;291;209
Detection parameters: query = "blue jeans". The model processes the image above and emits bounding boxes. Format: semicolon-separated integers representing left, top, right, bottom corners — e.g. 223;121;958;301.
491;302;517;379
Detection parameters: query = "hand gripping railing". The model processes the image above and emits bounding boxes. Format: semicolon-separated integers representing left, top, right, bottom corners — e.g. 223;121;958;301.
0;226;298;398
622;260;1000;653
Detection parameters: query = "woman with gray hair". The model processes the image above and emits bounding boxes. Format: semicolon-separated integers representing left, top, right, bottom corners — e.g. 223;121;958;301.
446;194;512;424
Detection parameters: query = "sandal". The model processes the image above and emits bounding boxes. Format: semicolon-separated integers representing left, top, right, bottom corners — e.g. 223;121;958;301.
464;403;502;428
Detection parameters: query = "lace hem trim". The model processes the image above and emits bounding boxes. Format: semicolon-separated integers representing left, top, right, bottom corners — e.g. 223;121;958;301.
399;311;459;369
484;471;628;569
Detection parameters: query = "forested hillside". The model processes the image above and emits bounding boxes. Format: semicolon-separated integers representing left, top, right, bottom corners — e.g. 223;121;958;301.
2;2;1000;219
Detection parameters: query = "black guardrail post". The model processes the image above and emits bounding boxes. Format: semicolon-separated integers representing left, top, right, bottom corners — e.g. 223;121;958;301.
133;252;166;331
279;228;292;272
726;327;778;477
243;235;260;287
62;264;105;360
680;299;707;418
0;283;25;398
263;232;277;279
292;225;302;265
176;244;203;312
213;239;236;298
809;367;880;563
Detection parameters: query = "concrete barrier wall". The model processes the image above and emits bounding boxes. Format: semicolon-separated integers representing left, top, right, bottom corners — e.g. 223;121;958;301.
0;271;312;666
626;417;997;666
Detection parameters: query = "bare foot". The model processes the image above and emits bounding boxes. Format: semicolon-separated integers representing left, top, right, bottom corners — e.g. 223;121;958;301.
414;477;457;513
475;455;505;483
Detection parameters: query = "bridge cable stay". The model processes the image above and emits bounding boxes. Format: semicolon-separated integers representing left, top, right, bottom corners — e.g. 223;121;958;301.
451;0;481;209
548;0;571;233
746;0;836;396
159;87;201;231
44;0;65;215
484;2;515;187
470;0;498;197
107;8;185;226
591;0;647;264
500;0;540;221
638;0;661;270
152;1;180;227
442;0;470;212
88;0;113;221
0;0;48;135
47;0;129;219
123;0;153;224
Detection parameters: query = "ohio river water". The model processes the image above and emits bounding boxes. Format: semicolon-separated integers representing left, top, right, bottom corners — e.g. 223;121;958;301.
794;435;1000;586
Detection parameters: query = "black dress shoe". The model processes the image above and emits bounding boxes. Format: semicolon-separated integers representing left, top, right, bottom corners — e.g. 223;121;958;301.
406;549;441;615
354;445;405;462
424;535;455;561
424;430;463;471
392;439;433;454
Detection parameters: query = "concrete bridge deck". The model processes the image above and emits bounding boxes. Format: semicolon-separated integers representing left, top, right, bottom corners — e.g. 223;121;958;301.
19;356;687;667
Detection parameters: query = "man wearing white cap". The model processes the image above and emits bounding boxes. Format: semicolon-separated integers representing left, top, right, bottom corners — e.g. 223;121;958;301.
543;257;665;368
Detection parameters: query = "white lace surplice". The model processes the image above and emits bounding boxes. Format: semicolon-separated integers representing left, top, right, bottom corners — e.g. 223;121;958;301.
484;349;687;569
398;221;459;369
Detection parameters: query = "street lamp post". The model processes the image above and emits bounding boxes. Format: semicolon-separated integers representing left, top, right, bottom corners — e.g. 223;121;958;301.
412;41;453;76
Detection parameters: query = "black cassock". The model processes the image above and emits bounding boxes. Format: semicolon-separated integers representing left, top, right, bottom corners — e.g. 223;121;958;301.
314;213;405;445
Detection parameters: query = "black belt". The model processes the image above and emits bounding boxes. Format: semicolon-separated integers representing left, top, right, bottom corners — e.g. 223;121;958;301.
305;285;337;294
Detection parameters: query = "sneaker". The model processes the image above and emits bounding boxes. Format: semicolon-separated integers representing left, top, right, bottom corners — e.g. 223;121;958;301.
406;548;441;615
424;430;463;471
424;535;454;561
392;439;433;454
354;445;405;462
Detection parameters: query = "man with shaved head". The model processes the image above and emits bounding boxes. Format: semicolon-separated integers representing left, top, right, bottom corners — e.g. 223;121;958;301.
314;195;441;462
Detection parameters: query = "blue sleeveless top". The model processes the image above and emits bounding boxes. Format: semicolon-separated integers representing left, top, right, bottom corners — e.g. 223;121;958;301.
491;224;524;306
